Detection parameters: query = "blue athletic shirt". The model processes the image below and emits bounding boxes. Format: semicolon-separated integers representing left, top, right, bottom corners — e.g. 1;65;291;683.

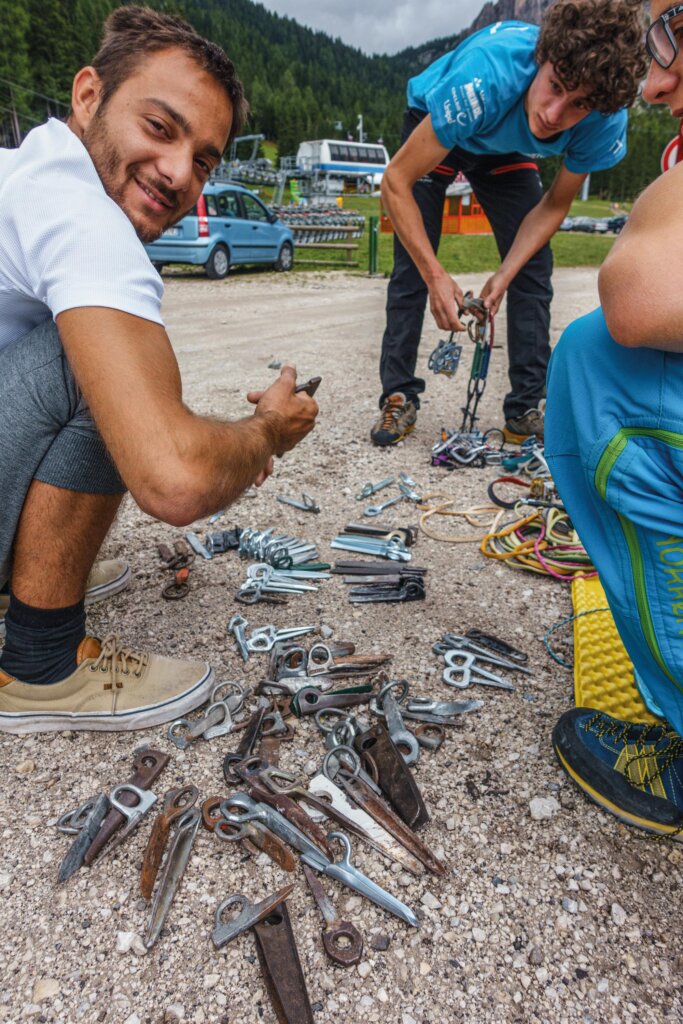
406;21;627;173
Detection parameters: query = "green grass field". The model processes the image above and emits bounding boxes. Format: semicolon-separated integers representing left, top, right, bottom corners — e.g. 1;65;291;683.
286;193;624;274
261;140;278;164
164;182;622;278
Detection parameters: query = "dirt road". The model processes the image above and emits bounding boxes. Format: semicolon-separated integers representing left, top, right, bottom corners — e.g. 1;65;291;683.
1;268;679;1024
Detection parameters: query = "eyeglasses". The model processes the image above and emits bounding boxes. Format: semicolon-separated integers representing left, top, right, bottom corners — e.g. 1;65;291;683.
646;4;683;69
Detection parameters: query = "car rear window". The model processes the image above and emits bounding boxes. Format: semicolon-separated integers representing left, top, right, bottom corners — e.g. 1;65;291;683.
184;196;217;216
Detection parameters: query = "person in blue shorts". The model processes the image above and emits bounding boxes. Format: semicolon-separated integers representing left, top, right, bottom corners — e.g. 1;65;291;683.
371;0;646;447
548;0;683;840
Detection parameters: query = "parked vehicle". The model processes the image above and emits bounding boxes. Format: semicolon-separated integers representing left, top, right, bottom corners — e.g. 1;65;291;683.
144;183;294;279
606;214;628;234
570;216;609;234
560;212;627;235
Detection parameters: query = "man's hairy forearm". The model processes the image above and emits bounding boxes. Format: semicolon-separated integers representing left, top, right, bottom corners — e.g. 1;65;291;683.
56;308;318;526
188;409;277;505
157;406;280;523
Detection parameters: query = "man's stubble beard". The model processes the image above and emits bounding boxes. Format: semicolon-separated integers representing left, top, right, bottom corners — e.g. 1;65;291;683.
83;111;171;244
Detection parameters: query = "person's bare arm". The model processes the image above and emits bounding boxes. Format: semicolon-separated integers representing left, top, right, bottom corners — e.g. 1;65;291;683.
56;307;317;525
381;115;467;332
480;165;586;315
599;161;683;350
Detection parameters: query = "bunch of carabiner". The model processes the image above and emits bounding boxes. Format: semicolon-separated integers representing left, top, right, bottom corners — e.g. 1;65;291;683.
459;291;494;433
431;427;503;469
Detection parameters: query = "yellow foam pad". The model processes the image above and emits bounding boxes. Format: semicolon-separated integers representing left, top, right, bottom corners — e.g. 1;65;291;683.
571;576;659;724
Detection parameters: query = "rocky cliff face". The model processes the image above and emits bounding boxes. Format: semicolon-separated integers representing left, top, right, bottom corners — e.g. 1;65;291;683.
469;0;550;34
397;0;551;71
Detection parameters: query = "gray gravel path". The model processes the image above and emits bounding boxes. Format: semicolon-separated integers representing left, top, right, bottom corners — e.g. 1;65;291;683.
2;268;679;1024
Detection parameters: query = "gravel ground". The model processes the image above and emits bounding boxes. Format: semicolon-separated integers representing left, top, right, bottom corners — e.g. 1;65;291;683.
2;268;681;1024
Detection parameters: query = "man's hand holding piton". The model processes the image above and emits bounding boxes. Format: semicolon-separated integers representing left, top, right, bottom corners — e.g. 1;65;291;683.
479;271;508;318
248;364;319;457
427;266;466;332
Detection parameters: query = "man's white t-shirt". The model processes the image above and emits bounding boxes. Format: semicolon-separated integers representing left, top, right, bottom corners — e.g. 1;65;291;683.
0;117;164;352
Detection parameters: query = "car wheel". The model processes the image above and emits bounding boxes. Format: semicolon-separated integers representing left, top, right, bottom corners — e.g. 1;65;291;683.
152;262;164;274
275;241;293;272
205;244;230;279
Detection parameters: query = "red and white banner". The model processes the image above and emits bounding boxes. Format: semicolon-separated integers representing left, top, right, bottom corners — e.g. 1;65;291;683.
662;119;683;172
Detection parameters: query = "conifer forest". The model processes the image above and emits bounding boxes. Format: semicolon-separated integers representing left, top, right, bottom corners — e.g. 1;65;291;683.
0;0;674;199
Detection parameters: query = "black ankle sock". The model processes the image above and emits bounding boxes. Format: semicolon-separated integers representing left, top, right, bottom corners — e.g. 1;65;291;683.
0;592;86;684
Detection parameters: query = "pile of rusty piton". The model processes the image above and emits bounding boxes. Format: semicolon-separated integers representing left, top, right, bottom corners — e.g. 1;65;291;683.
53;624;492;1022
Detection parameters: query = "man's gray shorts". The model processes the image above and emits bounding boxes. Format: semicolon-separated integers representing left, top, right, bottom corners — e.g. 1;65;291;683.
0;320;125;587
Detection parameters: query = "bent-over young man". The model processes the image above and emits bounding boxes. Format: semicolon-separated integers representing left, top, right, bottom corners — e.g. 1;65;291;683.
0;7;318;733
547;0;683;839
372;0;646;447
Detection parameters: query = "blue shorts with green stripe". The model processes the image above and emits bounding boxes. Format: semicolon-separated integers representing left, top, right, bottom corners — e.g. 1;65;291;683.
546;307;683;734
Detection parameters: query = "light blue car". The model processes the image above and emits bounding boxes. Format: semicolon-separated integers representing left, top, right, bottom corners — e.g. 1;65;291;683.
144;183;295;279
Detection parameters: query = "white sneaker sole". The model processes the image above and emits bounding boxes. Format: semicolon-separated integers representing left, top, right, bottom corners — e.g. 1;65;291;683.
0;563;132;638
84;563;132;606
0;665;214;735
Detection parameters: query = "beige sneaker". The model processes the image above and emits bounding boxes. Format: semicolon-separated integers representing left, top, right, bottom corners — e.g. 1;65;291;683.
0;633;214;734
0;559;131;637
82;559;132;606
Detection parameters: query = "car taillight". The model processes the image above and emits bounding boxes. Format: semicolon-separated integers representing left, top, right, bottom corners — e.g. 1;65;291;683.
197;194;209;237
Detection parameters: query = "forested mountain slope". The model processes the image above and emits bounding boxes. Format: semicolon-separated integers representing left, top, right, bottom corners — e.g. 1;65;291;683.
0;0;405;151
0;0;549;153
0;0;672;197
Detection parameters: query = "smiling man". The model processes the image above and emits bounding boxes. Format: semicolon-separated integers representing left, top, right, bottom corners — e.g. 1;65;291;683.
0;7;318;733
372;0;646;447
547;0;683;840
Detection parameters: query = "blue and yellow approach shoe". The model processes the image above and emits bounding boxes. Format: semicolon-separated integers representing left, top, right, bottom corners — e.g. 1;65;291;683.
553;708;683;839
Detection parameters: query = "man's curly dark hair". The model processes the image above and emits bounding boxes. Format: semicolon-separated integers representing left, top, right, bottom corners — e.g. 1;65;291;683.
536;0;648;114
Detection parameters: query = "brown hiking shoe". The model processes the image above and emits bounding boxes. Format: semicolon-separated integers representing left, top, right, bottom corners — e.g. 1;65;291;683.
370;393;418;446
503;408;545;444
0;633;213;734
0;559;131;637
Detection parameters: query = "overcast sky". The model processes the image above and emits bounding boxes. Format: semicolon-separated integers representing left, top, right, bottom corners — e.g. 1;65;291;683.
259;0;486;55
